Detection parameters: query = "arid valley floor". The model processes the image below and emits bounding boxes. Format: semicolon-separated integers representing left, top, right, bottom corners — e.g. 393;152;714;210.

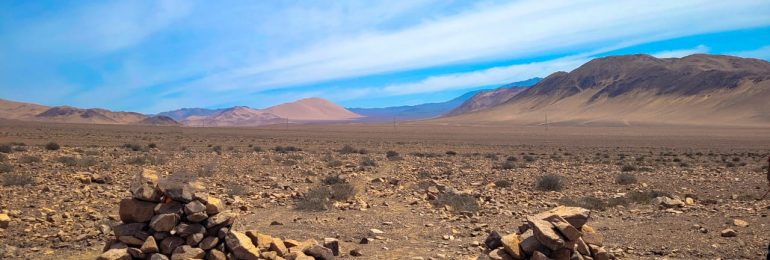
0;120;769;259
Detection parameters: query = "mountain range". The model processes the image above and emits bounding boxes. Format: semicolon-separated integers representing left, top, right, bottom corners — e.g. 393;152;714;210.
2;54;768;127
437;54;770;126
348;78;540;122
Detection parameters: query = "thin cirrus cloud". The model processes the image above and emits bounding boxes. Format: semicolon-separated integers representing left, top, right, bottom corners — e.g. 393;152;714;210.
178;0;770;96
652;45;711;59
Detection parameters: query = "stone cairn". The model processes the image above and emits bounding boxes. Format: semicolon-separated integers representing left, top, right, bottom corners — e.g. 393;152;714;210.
99;169;340;260
482;206;610;260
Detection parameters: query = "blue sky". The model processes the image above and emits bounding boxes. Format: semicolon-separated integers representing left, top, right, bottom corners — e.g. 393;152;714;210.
1;0;770;113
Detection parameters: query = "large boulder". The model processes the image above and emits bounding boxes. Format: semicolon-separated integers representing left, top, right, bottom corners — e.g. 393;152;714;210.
225;230;260;260
131;169;162;202
119;198;156;223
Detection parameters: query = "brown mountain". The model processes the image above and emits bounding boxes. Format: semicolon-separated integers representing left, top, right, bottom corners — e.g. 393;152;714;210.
445;84;528;116
0;98;50;119
182;106;284;127
264;98;362;121
0;99;180;125
437;54;770;126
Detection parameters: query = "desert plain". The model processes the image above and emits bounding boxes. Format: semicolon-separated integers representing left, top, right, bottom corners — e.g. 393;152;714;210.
0;119;768;259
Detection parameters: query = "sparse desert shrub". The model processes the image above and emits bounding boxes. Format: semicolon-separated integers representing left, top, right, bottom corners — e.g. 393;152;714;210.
620;164;637;172
445;151;457;156
732;157;740;162
359;158;377;167
627;190;670;204
45;142;60;151
296;182;358;211
386;150;401;160
0;144;12;154
18;155;41;164
417;170;431;179
78;157;98;167
327;160;343;167
322;175;345;185
211;145;222;154
122;143;143;152
127;154;167;166
2;172;34;186
198;163;217;178
535;174;563;191
0;153;6;162
281;159;297;166
506;156;518;162
484;153;499;161
499;161;516;170
523;155;536;162
56;156;79;166
494;179;513;188
274;146;301;153
253;146;263;152
226;183;247;197
13;146;26;152
615;173;637;185
339;145;368;155
296;186;333;211
725;162;736;167
0;163;12;173
148;143;157;149
432;192;479;213
329;183;357;201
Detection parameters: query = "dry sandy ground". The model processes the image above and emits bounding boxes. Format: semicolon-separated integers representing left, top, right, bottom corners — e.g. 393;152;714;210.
0;119;769;259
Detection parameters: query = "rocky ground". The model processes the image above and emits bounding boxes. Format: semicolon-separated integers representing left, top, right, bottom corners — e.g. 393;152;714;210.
0;120;769;259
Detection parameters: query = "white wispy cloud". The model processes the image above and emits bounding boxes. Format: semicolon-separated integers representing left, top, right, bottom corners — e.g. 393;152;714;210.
652;45;711;58
180;0;770;94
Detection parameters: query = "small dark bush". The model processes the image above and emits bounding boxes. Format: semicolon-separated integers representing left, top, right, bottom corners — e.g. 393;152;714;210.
2;172;34;186
615;173;637;185
494;179;513;188
627;190;670;204
329;183;357;201
725;162;736;167
535;174;563;191
253;146;263;152
19;155;41;164
0;145;11;154
432;192;479;212
620;164;637;172
123;143;143;152
500;161;516;170
732;157;740;162
359;158;377;167
45;142;60;151
281;159;297;166
484;153;499;161
56;156;79;166
445;151;457;156
127;155;166;166
211;145;222;154
327;160;343;167
274;146;301;153
523;155;536;162
198;163;217;178
148;143;157;149
386;151;401;160
0;163;12;173
0;153;6;162
227;183;247;197
296;186;333;211
296;183;358;211
322;175;345;185
506;156;518;162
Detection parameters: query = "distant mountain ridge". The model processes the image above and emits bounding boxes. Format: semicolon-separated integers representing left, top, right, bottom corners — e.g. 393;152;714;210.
445;79;539;116
349;78;541;122
437;54;770;126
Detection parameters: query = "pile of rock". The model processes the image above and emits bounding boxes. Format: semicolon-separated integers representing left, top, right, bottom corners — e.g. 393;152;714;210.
99;169;340;260
482;206;610;260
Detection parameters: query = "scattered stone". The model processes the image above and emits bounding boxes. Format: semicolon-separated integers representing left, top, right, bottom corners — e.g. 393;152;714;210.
98;248;131;260
150;213;180;232
732;219;749;227
140;236;159;254
225;231;260;260
500;233;523;259
131;169;162;202
720;229;737;237
323;237;340;256
304;245;335;260
170;245;205;260
0;213;10;229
